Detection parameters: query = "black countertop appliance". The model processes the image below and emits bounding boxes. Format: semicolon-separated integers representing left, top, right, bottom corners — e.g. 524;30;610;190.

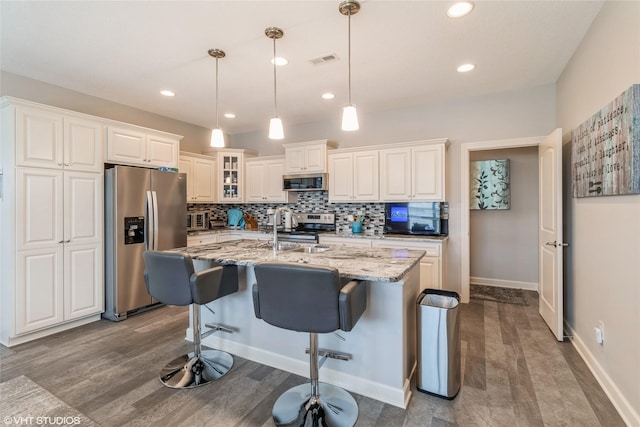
384;202;448;236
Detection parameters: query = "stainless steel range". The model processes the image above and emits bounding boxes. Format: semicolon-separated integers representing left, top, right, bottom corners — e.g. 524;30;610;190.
277;213;336;243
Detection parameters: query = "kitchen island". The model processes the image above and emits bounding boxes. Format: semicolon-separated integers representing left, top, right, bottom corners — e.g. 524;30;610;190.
172;239;425;408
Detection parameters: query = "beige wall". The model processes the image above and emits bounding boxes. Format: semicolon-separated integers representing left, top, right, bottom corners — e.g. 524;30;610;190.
0;71;212;153
469;147;538;286
556;1;640;424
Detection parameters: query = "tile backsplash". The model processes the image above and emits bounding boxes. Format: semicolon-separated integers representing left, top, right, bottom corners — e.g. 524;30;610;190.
188;191;385;234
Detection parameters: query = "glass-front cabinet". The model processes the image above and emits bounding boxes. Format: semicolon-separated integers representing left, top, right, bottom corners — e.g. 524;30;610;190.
203;148;256;203
220;154;241;201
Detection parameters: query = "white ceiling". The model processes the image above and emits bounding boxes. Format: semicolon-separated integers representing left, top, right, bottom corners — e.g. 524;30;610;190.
1;1;603;135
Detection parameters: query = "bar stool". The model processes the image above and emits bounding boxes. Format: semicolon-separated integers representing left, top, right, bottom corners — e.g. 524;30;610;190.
143;251;238;389
252;262;367;427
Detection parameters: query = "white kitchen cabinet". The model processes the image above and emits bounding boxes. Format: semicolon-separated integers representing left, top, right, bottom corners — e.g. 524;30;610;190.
319;236;373;248
200;148;257;203
245;156;297;203
187;231;244;247
379;140;447;201
13;167;103;337
328;149;379;202
372;238;446;290
283;140;337;174
15;105;103;172
179;152;216;203
106;125;180;168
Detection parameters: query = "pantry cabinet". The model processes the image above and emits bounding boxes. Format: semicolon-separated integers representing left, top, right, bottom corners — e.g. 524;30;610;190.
328;149;379;202
245;156;296;203
179;152;216;203
106;125;181;168
1;97;105;347
14;168;103;334
283;140;337;174
379;140;447;201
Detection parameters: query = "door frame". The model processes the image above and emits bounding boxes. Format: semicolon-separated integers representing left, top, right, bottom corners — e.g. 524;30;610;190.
459;136;542;304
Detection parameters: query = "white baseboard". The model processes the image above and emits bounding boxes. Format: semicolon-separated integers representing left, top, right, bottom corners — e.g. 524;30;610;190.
194;332;410;409
470;276;538;291
565;322;639;427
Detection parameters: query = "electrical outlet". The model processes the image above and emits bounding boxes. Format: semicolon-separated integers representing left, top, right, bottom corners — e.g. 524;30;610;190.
598;320;605;344
594;327;603;345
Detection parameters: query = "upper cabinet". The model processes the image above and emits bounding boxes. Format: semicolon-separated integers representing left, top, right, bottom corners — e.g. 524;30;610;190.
283;140;337;174
245;156;297;203
15;105;103;173
179;152;216;203
106;125;181;168
380;140;448;201
328;149;379;202
202;148;257;203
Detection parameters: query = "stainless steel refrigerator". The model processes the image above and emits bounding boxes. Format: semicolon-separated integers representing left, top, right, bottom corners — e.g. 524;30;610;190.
104;165;187;321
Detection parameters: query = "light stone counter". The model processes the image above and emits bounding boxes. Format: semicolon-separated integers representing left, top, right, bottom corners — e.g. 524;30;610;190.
175;239;425;282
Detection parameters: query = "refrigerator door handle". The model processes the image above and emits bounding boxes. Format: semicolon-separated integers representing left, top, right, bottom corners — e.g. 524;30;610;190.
146;190;154;251
152;191;159;250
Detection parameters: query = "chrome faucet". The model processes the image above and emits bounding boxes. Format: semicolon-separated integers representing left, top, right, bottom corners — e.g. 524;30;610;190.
272;207;295;250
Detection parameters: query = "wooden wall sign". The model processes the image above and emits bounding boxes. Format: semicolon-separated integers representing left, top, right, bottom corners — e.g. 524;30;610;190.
572;84;639;197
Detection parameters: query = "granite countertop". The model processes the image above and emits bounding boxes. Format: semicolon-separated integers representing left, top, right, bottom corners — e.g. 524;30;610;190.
173;239;425;282
188;228;448;242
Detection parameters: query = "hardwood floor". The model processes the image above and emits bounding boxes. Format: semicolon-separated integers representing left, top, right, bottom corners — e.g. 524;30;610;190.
0;292;624;426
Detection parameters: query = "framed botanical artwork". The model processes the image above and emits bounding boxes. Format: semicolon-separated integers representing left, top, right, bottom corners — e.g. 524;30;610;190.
470;159;510;210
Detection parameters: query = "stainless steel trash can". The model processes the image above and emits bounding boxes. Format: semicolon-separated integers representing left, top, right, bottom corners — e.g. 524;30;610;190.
416;289;461;399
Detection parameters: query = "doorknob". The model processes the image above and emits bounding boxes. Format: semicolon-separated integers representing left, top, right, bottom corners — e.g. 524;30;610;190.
545;241;569;247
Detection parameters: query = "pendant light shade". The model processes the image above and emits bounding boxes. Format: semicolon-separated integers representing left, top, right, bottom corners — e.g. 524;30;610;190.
269;117;284;139
341;105;359;131
208;48;226;147
266;27;285;140
339;1;360;131
210;128;224;148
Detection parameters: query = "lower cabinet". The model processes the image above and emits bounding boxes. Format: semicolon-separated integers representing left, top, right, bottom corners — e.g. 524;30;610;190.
371;239;446;290
16;242;103;335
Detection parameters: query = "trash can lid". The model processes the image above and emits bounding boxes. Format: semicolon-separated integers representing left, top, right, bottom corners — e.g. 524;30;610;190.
420;294;459;309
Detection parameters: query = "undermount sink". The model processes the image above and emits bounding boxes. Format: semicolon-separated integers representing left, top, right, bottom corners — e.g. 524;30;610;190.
291;245;330;254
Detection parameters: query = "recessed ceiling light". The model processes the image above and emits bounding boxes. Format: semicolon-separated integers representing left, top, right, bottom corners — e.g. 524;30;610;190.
447;2;474;18
457;63;476;73
160;90;175;97
271;57;288;66
322;93;335;100
224;113;236;119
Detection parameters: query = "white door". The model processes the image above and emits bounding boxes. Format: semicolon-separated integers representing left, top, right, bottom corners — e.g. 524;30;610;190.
193;159;215;202
353;150;379;201
304;145;326;172
64;117;103;172
538;128;564;340
380;148;412;201
412;145;444;201
64;171;103;245
178;158;194;201
329;153;353;201
106;127;146;165
16;106;63;169
64;243;103;320
146;135;178;167
264;160;286;201
245;161;265;202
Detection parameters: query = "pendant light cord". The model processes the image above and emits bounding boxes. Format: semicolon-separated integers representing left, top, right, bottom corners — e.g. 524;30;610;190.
215;57;220;128
273;37;278;116
347;8;352;106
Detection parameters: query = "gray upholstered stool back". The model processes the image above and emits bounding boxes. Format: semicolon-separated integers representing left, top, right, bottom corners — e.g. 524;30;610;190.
253;262;366;334
143;251;227;306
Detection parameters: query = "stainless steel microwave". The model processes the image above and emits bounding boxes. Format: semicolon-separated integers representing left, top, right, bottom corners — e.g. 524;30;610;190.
283;173;328;191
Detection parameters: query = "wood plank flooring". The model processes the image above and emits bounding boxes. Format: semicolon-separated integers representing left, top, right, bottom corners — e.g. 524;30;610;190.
0;292;624;426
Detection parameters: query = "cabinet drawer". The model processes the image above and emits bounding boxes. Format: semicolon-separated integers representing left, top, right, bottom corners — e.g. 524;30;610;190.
372;239;441;257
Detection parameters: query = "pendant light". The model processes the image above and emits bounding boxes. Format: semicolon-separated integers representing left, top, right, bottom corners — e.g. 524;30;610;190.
265;27;284;140
339;0;360;131
208;48;226;147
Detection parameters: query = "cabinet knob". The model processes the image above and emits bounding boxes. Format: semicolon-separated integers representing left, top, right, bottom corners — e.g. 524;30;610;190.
65;240;71;243
58;162;63;166
58;240;64;244
64;163;70;166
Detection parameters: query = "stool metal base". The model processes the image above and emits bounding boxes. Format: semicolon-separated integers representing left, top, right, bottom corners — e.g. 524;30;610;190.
159;349;233;389
272;382;358;427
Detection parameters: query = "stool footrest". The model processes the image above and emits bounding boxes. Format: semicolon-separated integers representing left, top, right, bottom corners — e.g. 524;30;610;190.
305;348;352;361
